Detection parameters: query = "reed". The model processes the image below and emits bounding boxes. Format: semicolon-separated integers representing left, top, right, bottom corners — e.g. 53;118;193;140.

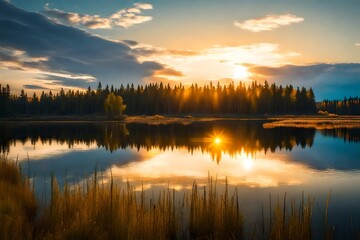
36;174;243;239
0;157;337;239
0;157;37;240
267;192;314;240
189;177;243;239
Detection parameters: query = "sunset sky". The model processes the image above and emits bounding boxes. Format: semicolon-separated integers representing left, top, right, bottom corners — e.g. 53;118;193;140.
1;0;359;99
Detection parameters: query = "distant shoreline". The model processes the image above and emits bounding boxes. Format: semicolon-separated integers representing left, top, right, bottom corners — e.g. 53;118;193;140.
0;114;265;125
1;114;360;128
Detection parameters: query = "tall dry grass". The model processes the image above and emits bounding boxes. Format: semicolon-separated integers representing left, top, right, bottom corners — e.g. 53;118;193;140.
35;174;243;240
189;177;243;239
0;157;337;239
0;157;37;240
267;193;313;240
36;175;179;239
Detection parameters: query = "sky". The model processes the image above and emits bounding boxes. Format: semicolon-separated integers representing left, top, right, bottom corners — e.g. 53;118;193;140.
0;0;359;100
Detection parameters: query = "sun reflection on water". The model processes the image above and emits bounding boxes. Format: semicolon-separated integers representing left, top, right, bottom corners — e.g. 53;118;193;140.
241;151;254;171
107;145;311;191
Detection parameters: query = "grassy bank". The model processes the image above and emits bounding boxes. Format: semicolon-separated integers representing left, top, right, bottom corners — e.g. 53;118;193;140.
0;158;37;239
2;114;360;127
1;158;336;239
264;117;360;129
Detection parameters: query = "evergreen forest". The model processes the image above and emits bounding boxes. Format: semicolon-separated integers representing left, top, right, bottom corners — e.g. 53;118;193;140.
1;81;358;116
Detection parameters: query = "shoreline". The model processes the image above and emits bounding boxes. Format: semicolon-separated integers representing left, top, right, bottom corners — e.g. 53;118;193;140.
0;114;269;124
1;114;360;127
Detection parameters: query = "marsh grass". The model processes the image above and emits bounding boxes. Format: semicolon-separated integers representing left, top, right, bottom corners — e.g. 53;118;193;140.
266;193;314;240
35;174;244;240
0;158;337;240
263;118;360;129
0;157;37;240
36;175;179;240
189;177;244;239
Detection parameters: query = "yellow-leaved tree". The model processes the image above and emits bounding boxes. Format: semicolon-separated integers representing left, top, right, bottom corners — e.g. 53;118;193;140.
103;93;126;118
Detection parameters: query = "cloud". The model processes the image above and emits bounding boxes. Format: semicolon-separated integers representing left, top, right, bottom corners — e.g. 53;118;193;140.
154;68;185;77
122;40;139;46
144;66;186;85
0;49;53;72
234;14;304;32
134;3;153;10
42;5;111;29
356;43;360;46
43;2;153;29
133;42;299;86
203;44;298;66
123;42;298;86
132;43;296;66
23;84;49;90
123;42;199;57
0;1;164;90
249;63;360;100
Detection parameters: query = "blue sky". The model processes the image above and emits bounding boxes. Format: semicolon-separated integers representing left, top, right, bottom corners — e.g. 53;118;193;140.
1;0;360;99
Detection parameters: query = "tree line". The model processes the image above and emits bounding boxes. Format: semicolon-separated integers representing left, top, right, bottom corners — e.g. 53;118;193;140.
0;81;317;116
317;97;360;115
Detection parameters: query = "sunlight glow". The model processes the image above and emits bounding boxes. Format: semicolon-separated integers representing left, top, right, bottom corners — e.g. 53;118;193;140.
242;153;254;171
233;65;249;79
107;148;312;189
136;43;297;86
207;131;229;149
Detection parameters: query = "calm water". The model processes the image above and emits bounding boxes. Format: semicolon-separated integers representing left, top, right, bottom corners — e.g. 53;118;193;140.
1;120;360;237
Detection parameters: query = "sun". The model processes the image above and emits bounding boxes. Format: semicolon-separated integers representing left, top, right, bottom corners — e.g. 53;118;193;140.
214;137;222;144
233;65;249;80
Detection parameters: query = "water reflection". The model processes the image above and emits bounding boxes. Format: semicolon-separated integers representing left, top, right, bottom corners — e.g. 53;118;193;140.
108;148;312;189
1;121;360;239
0;121;316;163
1;120;360;181
321;128;360;143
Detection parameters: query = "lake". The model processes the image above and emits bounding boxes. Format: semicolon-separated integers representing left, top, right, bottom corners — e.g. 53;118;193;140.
1;120;360;238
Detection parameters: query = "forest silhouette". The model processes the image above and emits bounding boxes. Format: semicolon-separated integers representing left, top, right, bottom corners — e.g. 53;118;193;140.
2;82;359;116
1;81;318;116
317;97;360;115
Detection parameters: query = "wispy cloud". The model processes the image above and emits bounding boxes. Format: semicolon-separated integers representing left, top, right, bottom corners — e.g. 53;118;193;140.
133;42;300;85
123;41;200;57
23;84;49;90
234;14;304;32
0;1;164;90
126;42;298;66
154;68;185;77
356;43;360;46
0;48;97;86
43;2;153;29
134;3;153;10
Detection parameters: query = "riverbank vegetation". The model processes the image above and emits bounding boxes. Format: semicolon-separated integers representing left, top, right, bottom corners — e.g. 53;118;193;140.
0;158;37;239
264;116;360;129
0;157;340;240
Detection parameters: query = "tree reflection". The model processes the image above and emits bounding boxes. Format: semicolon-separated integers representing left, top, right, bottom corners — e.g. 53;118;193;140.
320;128;360;143
0;121;321;163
